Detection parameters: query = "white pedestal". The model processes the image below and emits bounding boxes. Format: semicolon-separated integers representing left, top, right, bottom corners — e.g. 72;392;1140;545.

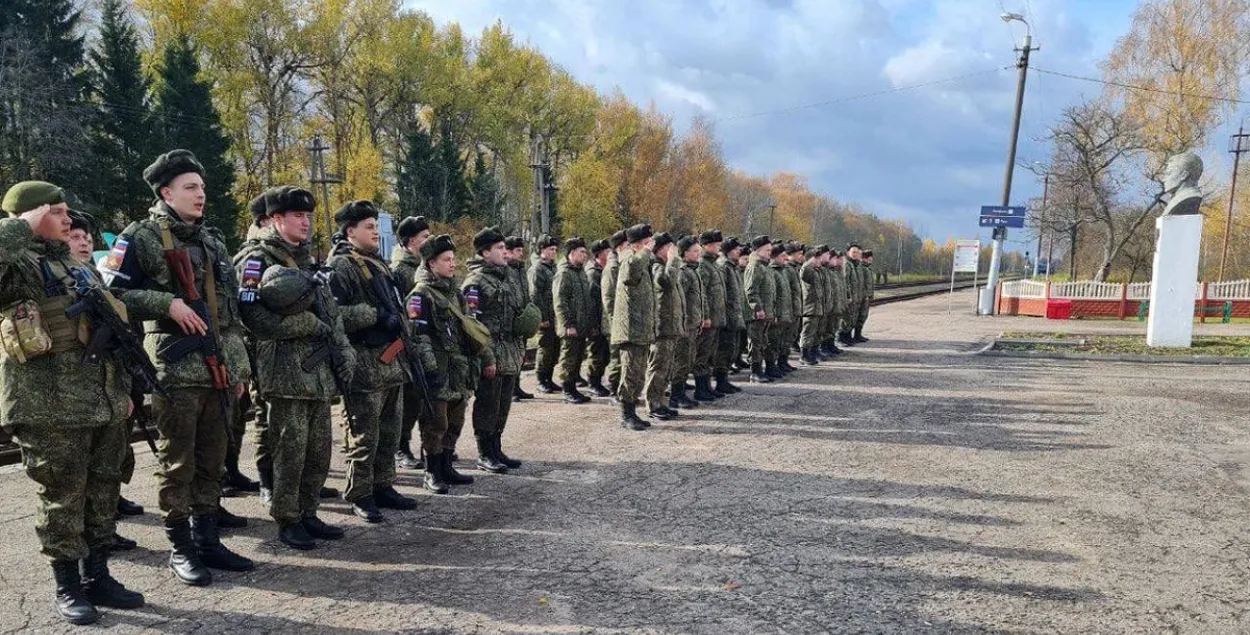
1146;214;1202;347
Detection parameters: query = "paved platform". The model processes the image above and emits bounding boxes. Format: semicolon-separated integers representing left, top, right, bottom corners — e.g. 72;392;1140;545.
3;288;1249;633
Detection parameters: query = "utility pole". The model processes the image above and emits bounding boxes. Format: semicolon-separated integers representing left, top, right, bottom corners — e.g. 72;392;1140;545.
528;132;546;242
308;133;341;254
981;14;1038;314
767;203;777;235
1219;123;1248;281
1033;171;1049;278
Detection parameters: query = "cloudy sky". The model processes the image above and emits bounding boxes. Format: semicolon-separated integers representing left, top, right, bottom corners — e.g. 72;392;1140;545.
406;0;1147;251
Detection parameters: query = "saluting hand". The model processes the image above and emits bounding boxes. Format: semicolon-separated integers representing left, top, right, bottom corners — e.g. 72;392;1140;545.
483;364;497;379
170;298;208;335
18;204;52;232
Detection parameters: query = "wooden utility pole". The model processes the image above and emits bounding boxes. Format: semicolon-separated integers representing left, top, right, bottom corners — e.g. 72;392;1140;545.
308;133;341;252
1219;123;1248;281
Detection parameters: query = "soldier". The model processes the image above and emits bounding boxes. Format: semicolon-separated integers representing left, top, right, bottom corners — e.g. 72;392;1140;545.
238;186;356;550
409;234;488;493
601;230;628;397
799;245;828;365
463;227;525;474
506;236;536;402
743;236;776;383
693;230;727;401
611;224;656;431
643;232;681;422
768;240;793;379
840;244;864;346
552;237;592;404
2;183;144;624
785;243;804;368
856;249;875;342
105;150;254;583
670;235;703;410
734;245;752;371
824;249;848;356
528;234;560;394
583;239;612;398
714;237;745;393
326;201;418;523
391;215;430;470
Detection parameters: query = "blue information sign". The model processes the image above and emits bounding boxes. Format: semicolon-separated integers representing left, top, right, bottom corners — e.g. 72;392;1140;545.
980;205;1027;217
979;215;1025;228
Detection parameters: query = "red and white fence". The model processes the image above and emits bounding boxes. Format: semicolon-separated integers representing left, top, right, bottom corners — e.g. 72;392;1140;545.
996;279;1250;320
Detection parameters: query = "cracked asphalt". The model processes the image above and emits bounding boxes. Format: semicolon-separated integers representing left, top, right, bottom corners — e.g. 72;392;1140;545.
3;288;1250;634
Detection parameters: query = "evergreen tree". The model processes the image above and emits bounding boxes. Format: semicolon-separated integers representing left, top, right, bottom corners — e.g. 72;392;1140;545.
469;150;505;224
395;124;439;220
152;35;239;248
434;118;470;222
89;0;155;225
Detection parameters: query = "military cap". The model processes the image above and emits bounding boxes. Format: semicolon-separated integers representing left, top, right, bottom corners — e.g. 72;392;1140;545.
750;235;771;249
676;235;698;254
473;226;506;253
863;249;874;257
786;242;803;254
626;223;653;243
334;200;379;231
143;149;204;196
267;186;316;216
830;249;844;258
653;231;674;251
590;239;610;256
564;236;587;254
397;216;430;245
420;233;455;261
772;239;787;252
504;235;525;250
723;236;741;253
807;244;826;257
536;234;560;250
847;242;862;250
514;302;541;339
609;230;628;248
698;229;723;245
741;246;753;256
69;209;94;234
259;266;320;316
247;191;269;221
2;181;64;215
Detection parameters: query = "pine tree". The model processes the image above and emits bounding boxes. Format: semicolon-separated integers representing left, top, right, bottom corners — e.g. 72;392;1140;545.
89;0;155;226
152;35;239;248
434;118;470;222
395;124;439;220
469;150;505;224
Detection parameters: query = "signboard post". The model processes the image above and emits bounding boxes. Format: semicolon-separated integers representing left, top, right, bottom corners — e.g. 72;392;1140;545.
950;239;981;314
977;206;1026;314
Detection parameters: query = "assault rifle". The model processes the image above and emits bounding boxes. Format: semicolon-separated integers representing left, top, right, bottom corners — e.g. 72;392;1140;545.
303;274;361;426
368;267;437;419
66;282;166;401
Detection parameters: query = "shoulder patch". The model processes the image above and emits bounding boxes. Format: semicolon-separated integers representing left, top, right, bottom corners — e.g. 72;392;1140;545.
407;295;424;320
463;285;481;314
239;257;264;304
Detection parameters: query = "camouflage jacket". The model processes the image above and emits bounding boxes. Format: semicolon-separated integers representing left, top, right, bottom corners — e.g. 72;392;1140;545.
553;259;593;336
743;254;775;321
527;258;556;326
786;262;802;319
325;243;411;393
718;255;745;330
697;251;727;328
0;220;131;431
846;260;864;305
462;258;523;375
678;259;703;336
409;264;480;402
769;261;794;323
800;260;825;317
653;256;685;339
235;228;356;400
610;247;656;346
586;262;605;338
508;261;530;307
106;202;250;389
390;245;422;299
864;263;875;299
601;251;621;334
829;264;848;315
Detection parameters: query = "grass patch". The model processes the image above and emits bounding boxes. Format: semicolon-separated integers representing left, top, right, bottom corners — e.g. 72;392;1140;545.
995;333;1250;357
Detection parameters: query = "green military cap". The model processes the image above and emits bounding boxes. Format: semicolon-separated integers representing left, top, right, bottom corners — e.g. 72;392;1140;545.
259;266;320;316
2;181;64;216
514;302;541;339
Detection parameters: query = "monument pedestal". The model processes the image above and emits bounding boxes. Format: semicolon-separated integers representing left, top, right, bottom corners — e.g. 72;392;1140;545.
1146;214;1202;347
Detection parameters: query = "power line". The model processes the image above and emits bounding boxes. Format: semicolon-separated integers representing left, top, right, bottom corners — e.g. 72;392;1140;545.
1031;66;1250;105
717;66;1012;122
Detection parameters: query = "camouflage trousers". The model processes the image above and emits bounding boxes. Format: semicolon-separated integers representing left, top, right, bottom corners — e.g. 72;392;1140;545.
268;397;332;526
558;335;587;384
841;301;862;334
645;337;677;412
714;328;740;374
584;335;610;383
250;383;272;479
822;312;841;345
769;321;793;359
800;316;824;349
747;321;771;364
399;381;421;454
473;374;516;437
673;334;696;381
856;299;871;330
616;343;649;406
534;327;560;378
341;387;402;504
606;343;622;392
152;388;228;523
693;327;717;377
12;420;125;562
419;399;468;455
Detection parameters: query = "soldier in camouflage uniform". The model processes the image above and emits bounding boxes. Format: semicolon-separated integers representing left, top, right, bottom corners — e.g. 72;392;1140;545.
552;237;593;404
767;240;793;379
409;235;485;493
855;249;875;342
611;224;656;430
583;239;613;398
106;150;254;583
237;187;356;550
824;249;848;356
744;236;776;383
693;230;727;401
643;233;682;422
714;237;745;392
670;236;703;410
785;242;804;370
601;230;628;395
528;234;560;394
840;244;864;346
463;227;524;474
505;236;536;402
1;183;144;624
325;201;418;523
391;216;430;470
799;245;828;365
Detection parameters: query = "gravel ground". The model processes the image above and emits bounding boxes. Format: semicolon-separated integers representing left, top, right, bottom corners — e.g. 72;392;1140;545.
2;288;1249;634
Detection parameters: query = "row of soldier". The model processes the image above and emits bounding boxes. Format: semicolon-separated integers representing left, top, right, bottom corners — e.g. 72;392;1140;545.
0;148;873;626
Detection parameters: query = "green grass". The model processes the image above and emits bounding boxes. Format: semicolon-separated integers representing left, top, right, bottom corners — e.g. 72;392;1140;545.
996;333;1250;357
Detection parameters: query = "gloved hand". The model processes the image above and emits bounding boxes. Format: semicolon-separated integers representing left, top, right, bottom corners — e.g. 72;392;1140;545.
377;308;402;334
423;371;445;394
313;319;333;337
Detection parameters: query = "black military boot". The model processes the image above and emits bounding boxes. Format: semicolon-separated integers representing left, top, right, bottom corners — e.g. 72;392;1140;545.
749;362;772;383
396;446;423;470
714;372;740;394
587;375;612;397
423;454;450;495
493;433;522;469
670;381;698;409
82;547;145;609
217;504;247;529
514;381;535;401
192;514;255;572
647;406;674;422
223;457;260;494
693;375;717;402
301;515;344;540
279;522;316;550
709;374;728;398
109;532;137;551
838;330;855;346
51;560;98;625
765;360;784;380
116;496;144;517
165;519;212;586
350;496;384;523
620;403;647;431
443;450;476;485
320;485;340;499
374;485;418;510
574;374;589;387
801;349;818;365
854;328;869;343
561;380;591;404
476;435;508;473
537;371;561;394
258;460;274;504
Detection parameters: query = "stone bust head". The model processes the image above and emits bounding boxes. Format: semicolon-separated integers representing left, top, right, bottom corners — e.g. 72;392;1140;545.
1161;152;1203;216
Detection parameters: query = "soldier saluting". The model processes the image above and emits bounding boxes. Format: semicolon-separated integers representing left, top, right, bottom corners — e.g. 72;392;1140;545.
611;224;656;431
105;150;254;584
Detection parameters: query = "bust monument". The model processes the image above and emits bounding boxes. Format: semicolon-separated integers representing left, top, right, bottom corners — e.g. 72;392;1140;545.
1147;151;1205;348
1160;152;1203;216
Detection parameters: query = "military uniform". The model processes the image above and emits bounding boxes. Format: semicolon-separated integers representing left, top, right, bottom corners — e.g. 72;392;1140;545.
841;257;864;344
232;221;270;494
552;250;591;400
644;239;682;419
828;258;848;351
743;243;775;382
527;249;558;391
799;249;826;363
768;254;793;376
601;247;623;392
694;241;726;399
390;242;423;464
855;256;875;340
785;251;803;363
583;253;611;396
611;226;656;429
672;249;703;408
715;243;745;391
